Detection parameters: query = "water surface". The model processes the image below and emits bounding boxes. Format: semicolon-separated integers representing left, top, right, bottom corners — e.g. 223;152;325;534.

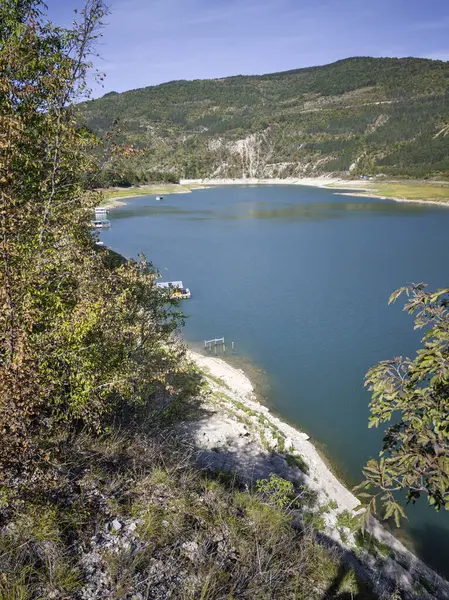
100;185;449;575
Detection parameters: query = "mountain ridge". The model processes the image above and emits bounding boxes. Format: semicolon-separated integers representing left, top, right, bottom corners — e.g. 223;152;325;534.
99;56;448;93
80;56;449;184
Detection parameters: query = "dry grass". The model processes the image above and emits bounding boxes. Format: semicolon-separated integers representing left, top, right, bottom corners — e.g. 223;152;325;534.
0;424;397;599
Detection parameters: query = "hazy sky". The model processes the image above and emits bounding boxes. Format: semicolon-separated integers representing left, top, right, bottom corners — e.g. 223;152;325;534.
47;0;449;97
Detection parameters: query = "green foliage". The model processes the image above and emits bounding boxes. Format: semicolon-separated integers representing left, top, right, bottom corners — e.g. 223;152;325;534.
358;284;449;523
354;531;391;558
79;57;449;180
89;167;179;188
303;511;326;532
336;509;361;531
0;0;195;473
285;451;310;474
255;473;296;508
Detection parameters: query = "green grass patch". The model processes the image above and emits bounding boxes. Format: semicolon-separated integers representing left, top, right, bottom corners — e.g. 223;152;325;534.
231;399;257;416
354;531;391;558
272;429;286;453
327;180;449;204
372;182;449;202
336;509;360;531
303;511;326;532
285;452;309;475
101;183;207;202
204;371;232;391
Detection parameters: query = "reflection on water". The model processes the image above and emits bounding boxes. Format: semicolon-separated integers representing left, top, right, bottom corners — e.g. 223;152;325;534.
111;205;216;220
114;196;430;224
234;200;427;220
409;522;449;576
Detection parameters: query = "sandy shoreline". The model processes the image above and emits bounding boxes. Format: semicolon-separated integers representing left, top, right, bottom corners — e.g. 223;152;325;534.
181;176;348;188
181;177;449;207
189;350;359;513
188;349;449;598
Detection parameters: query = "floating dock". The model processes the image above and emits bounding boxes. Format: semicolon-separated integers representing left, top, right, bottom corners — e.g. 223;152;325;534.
92;207;110;228
94;206;109;216
91;219;110;228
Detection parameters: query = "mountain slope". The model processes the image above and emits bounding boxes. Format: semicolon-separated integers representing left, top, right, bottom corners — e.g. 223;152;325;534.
80;57;449;181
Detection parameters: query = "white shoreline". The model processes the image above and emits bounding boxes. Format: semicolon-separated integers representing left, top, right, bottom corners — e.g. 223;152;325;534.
188;350;449;599
181;177;449;207
190;350;359;513
181;176;348;189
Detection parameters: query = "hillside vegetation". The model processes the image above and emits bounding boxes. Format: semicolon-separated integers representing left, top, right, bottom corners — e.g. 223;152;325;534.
80;57;449;183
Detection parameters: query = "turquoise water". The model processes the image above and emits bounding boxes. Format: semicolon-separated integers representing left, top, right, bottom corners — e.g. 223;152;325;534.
100;185;449;574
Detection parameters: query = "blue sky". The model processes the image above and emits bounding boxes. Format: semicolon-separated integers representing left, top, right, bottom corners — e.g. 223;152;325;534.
47;0;449;97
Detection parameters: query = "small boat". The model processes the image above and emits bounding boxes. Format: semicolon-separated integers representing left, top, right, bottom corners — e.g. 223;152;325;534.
156;280;191;299
156;196;164;201
91;219;110;229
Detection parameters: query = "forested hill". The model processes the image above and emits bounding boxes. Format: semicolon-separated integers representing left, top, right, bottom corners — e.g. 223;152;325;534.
80;57;449;183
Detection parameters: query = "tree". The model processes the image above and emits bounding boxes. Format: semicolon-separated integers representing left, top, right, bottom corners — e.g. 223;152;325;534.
0;0;194;477
358;284;449;525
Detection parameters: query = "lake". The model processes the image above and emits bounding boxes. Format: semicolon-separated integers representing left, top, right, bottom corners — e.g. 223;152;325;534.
100;184;449;575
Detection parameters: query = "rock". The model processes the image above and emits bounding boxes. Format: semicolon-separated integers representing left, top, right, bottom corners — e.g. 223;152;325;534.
263;429;276;448
111;518;122;531
181;541;199;561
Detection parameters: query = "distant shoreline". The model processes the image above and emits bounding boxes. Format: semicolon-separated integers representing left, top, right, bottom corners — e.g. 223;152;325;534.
181;176;348;189
98;177;449;210
181;177;449;207
99;183;210;208
334;191;449;208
